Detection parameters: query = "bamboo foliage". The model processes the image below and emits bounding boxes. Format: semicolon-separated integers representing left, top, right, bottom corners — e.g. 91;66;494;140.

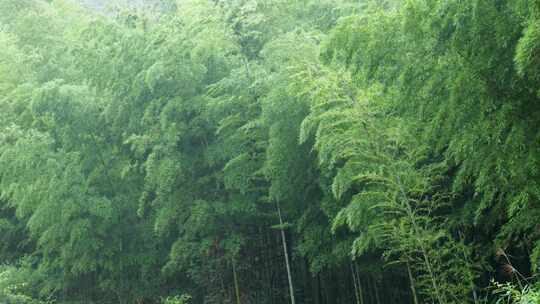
0;0;540;303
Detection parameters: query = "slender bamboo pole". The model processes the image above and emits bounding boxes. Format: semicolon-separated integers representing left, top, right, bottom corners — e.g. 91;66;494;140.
373;277;381;304
277;202;296;304
406;260;419;304
396;176;445;304
354;263;364;304
233;260;241;304
351;261;361;304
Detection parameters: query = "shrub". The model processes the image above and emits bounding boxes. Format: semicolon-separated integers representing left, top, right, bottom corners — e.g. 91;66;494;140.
162;294;192;304
493;281;540;304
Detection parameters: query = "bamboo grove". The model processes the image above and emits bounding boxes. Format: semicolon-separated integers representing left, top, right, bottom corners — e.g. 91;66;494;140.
1;0;540;303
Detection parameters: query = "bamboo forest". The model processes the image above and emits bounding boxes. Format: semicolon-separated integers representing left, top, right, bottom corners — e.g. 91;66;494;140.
1;0;540;303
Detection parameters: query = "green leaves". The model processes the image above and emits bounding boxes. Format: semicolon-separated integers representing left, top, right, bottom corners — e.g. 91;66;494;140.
2;0;540;303
0;263;46;304
515;16;540;82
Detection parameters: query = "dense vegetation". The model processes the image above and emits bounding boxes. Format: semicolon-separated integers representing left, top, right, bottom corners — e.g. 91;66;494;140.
1;0;540;303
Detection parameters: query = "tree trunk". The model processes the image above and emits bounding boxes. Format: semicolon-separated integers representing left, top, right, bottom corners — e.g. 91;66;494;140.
233;260;241;304
351;261;361;304
277;202;296;304
406;261;419;304
373;277;381;304
397;176;445;304
354;262;364;304
312;273;321;304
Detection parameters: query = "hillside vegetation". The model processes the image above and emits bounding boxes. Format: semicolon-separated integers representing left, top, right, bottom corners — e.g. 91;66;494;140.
1;0;540;303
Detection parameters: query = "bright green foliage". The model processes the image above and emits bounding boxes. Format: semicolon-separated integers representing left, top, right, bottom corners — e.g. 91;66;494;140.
1;0;540;303
0;262;48;304
493;282;540;304
162;294;192;304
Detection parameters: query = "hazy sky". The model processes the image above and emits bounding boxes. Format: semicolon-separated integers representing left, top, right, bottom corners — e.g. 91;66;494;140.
76;0;151;10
